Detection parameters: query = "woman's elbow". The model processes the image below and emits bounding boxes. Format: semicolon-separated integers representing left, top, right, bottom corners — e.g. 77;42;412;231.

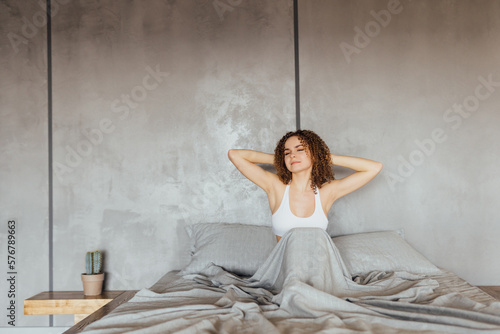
228;149;239;162
375;161;383;174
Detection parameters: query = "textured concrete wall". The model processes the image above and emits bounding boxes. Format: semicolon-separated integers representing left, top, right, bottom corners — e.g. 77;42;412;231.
1;0;499;328
300;0;500;284
0;0;49;327
50;0;294;326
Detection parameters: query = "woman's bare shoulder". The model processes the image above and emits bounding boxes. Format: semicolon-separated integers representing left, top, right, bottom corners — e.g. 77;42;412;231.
268;176;287;213
319;180;340;207
268;174;286;196
320;179;338;191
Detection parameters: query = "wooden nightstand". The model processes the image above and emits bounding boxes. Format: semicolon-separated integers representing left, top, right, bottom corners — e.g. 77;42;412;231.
477;286;500;301
24;291;130;324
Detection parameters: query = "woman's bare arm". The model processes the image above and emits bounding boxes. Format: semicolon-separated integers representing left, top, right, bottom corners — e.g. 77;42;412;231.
327;154;383;201
228;149;277;192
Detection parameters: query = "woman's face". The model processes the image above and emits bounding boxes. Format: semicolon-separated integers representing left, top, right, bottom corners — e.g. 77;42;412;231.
283;136;313;173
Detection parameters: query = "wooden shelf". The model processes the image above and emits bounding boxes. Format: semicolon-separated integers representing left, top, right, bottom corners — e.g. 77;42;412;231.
477;286;500;301
64;290;137;333
24;291;128;324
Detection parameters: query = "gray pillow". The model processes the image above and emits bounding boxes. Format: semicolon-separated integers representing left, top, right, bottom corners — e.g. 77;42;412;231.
332;230;442;276
180;223;276;276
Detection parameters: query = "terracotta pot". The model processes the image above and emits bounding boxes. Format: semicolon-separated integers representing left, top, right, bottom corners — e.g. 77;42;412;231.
81;273;105;296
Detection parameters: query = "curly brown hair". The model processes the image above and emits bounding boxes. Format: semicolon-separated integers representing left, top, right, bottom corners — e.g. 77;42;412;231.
274;130;334;192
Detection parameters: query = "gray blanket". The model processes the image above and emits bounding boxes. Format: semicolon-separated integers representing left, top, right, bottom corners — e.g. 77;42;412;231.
84;228;500;333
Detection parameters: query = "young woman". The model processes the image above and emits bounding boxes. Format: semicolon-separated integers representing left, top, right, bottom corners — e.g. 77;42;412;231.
228;130;383;242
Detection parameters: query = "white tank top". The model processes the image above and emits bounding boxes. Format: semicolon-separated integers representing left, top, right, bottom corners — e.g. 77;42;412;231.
272;184;329;237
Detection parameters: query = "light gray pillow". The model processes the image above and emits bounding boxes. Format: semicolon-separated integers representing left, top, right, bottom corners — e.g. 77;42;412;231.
180;223;276;276
332;231;442;276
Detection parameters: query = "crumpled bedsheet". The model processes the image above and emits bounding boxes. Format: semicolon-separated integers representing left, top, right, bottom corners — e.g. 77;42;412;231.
83;228;500;333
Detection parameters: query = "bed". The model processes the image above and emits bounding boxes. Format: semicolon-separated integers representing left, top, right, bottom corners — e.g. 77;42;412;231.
67;223;500;333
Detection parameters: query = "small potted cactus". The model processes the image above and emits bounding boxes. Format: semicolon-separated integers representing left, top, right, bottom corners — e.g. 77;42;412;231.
81;250;104;296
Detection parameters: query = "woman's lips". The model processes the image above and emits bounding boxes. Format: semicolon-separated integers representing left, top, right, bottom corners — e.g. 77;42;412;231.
291;161;300;165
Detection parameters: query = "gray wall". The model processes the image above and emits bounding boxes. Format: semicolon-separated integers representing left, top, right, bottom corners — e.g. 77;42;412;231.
0;0;498;327
0;0;50;327
300;0;500;288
